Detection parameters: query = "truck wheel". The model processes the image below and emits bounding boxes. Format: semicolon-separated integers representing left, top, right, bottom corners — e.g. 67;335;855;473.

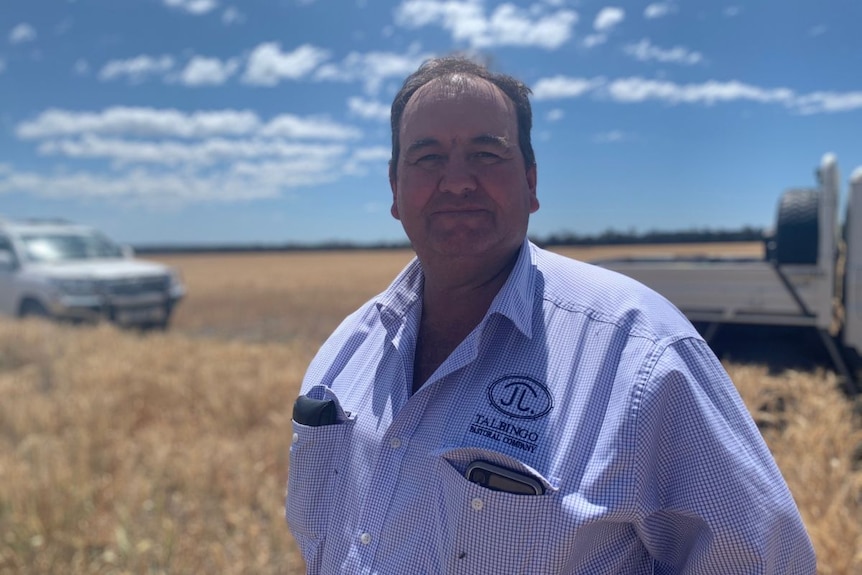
19;299;50;319
773;188;819;265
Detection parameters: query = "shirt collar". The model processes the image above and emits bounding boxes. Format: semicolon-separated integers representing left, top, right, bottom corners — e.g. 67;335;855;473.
486;238;536;339
375;238;536;339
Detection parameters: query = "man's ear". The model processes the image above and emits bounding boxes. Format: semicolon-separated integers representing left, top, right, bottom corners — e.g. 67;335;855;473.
389;161;400;220
527;164;539;213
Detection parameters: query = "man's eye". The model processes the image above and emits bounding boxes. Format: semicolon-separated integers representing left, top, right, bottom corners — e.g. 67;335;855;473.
473;151;502;163
415;154;444;166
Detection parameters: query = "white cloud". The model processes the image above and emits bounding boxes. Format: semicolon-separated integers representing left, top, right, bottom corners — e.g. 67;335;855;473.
0;168;296;205
259;115;361;140
17;107;361;141
163;0;219;15
794;91;862;114
605;77;795;106
594;130;627;143
99;55;175;83
344;146;391;176
241;43;329;86
809;25;827;37
6;107;368;206
17;108;262;139
723;6;741;18
37;135;346;167
530;74;862;115
395;0;578;50
624;39;703;66
594;7;624;32
582;34;607;48
178;56;240;86
314;48;431;94
222;7;244;24
644;2;676;19
350;146;391;162
55;18;74;36
93;45;420;91
546;109;564;122
9;23;37;44
73;59;90;76
534;75;795;107
363;202;388;214
532;76;607;100
228;159;340;191
348;97;391;121
616;80;856;114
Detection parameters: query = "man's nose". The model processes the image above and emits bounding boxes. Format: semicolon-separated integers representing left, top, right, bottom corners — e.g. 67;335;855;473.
439;155;477;195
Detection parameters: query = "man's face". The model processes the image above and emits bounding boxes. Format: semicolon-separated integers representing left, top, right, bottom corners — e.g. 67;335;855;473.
390;77;538;261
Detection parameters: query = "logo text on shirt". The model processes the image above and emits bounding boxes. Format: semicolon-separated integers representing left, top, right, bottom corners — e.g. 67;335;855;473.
469;413;540;453
487;375;553;420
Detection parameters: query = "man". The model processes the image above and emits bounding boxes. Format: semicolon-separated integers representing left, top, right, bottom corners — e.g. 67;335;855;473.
286;56;816;574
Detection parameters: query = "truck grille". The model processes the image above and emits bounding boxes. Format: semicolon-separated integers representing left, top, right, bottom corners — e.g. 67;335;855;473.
103;276;169;296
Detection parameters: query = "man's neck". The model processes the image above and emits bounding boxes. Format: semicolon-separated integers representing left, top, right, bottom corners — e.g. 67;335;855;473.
419;243;521;299
411;245;522;393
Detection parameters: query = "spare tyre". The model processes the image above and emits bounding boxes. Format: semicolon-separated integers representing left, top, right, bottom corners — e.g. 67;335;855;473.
773;188;819;265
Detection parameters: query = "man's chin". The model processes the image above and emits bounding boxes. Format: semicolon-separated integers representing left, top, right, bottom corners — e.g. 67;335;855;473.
424;234;512;260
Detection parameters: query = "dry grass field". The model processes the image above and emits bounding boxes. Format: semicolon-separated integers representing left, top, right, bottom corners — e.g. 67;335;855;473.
1;242;860;574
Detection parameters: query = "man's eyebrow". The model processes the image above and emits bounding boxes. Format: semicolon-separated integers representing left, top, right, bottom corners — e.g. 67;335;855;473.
404;138;440;156
472;134;511;148
404;134;512;156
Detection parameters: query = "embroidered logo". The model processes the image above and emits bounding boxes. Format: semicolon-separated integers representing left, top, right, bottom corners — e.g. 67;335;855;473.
487;376;553;420
469;414;540;453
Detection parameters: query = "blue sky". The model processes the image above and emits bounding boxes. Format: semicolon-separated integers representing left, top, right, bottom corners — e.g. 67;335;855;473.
1;0;861;247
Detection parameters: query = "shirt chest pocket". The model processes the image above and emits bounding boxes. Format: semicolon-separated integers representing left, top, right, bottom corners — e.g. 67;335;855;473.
434;448;563;574
285;419;354;549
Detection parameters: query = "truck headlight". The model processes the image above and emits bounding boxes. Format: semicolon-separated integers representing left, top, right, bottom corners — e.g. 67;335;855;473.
168;270;185;297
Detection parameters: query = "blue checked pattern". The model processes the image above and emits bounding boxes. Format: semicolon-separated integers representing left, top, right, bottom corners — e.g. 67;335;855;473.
286;240;816;574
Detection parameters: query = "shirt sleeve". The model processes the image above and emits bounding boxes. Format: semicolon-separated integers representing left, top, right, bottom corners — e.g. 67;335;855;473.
630;336;817;574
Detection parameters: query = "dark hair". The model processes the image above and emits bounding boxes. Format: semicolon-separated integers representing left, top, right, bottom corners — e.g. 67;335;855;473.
389;56;535;176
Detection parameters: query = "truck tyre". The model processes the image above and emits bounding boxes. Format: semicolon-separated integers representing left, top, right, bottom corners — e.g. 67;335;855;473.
774;188;819;265
19;299;50;319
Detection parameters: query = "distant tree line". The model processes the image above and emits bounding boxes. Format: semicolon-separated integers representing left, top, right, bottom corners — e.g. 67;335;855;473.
133;240;412;255
134;226;765;255
535;225;766;248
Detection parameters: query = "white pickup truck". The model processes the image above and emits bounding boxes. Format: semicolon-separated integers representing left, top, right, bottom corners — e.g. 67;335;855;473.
0;218;185;329
596;154;862;392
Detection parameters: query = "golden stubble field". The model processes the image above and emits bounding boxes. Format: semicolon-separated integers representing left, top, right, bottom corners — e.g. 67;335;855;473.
1;242;860;574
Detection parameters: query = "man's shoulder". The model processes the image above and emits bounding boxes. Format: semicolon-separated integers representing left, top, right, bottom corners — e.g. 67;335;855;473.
303;257;421;379
531;245;698;342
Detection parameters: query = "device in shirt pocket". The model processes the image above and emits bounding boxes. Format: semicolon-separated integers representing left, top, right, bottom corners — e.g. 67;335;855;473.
465;459;545;495
292;395;339;426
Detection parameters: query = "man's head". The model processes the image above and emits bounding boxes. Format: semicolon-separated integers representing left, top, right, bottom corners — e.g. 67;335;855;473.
389;56;536;178
388;57;539;263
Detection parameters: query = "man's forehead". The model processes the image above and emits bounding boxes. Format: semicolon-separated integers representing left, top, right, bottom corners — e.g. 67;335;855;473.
407;75;512;111
399;76;516;138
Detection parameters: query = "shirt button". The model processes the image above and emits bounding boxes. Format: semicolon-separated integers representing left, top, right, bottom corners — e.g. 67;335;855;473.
291;433;298;444
359;532;372;545
471;497;484;511
389;437;402;449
